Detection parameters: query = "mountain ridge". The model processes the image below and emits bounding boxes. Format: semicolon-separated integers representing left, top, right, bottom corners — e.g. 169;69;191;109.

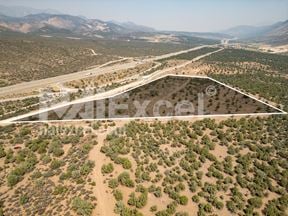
222;20;288;45
0;5;60;17
0;13;131;36
0;6;286;45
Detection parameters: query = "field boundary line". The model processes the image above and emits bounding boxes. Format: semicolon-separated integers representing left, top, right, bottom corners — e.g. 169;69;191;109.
1;74;286;124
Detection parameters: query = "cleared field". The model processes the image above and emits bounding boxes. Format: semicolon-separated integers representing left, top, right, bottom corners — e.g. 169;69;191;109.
18;76;280;121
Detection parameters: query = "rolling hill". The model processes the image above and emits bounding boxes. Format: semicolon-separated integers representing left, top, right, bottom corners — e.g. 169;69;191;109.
0;13;221;45
0;13;131;38
0;5;60;17
223;20;288;45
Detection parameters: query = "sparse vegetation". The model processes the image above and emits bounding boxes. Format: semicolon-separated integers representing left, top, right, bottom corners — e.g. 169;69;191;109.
99;116;288;215
0;124;97;215
0;34;205;86
21;76;278;121
0;33;287;216
72;197;94;216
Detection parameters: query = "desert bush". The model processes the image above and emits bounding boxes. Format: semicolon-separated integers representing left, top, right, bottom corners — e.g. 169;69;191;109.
248;197;263;209
128;190;148;208
19;194;29;205
80;161;95;176
50;159;64;170
192;195;200;203
118;172;135;188
114;201;143;216
113;189;123;201
92;122;101;130
72;197;94;216
0;146;6;158
150;205;157;212
53;185;68;195
178;195;188;205
108;178;119;189
101;163;114;174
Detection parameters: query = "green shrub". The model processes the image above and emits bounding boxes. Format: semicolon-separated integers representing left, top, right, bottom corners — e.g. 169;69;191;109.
192;195;200;203
72;197;94;216
81;143;93;155
118;172;135;188
113;189;123;201
115;157;132;169
248;197;262;208
7;154;37;187
80;161;95;176
128;190;148;208
53;185;68;195
214;200;224;210
7;173;22;187
203;203;213;213
50;159;64;170
153;187;162;198
19;127;31;136
92;122;101;130
178;195;188;205
108;178;119;189
150;205;157;212
0;146;6;158
19;194;29;205
48;140;64;157
31;170;42;179
101;163;114;174
114;201;143;216
226;201;237;213
41;155;51;164
122;158;132;169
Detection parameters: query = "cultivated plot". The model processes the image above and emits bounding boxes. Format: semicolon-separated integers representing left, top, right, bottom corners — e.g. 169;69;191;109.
18;75;283;122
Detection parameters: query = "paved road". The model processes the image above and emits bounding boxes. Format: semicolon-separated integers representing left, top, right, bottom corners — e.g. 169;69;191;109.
3;47;224;123
0;45;215;98
0;60;137;98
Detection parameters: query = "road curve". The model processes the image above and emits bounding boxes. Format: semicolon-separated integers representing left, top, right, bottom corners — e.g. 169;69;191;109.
0;45;215;98
2;47;224;124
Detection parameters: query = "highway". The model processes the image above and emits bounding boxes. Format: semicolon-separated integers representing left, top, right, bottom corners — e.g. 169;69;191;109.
2;46;224;123
0;45;217;98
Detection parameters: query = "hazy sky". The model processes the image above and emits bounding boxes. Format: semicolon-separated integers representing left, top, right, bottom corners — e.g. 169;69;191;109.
1;0;288;32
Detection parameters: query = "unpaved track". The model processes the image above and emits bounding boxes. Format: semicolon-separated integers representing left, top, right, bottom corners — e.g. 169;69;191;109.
89;129;117;216
0;45;216;98
0;60;137;98
2;47;224;124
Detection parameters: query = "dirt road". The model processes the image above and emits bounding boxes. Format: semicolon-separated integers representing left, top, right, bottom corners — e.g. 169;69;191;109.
0;45;216;98
2;47;224;123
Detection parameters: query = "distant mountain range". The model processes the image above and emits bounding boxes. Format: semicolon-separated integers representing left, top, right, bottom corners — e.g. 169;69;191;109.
222;21;288;45
0;13;223;44
109;20;156;33
0;5;287;45
0;13;235;42
0;13;151;38
0;5;60;17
